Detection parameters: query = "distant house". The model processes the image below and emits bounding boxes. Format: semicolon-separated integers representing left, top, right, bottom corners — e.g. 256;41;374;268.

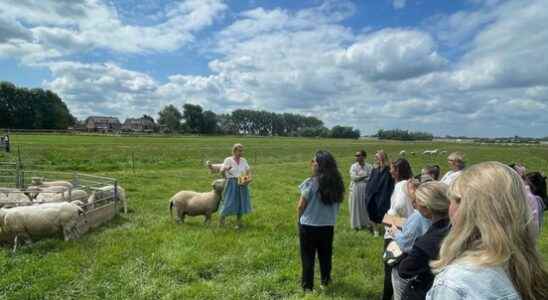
121;117;155;132
85;116;121;132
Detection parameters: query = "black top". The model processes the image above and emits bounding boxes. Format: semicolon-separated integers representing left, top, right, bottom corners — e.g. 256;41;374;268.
365;166;395;224
398;217;451;300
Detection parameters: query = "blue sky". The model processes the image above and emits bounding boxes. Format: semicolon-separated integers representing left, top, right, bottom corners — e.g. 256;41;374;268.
1;0;547;137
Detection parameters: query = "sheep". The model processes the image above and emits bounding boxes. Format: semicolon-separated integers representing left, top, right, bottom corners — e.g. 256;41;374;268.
91;185;127;213
410;151;416;156
206;161;225;174
0;202;85;252
399;150;406;157
35;187;88;203
423;149;439;155
27;179;74;199
169;179;225;224
0;188;32;206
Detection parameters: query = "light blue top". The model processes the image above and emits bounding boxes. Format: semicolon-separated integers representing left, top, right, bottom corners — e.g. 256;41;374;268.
426;263;520;300
299;177;340;226
393;210;432;253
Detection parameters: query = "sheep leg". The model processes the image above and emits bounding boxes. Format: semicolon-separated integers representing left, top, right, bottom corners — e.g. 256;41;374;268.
204;213;211;224
12;235;18;253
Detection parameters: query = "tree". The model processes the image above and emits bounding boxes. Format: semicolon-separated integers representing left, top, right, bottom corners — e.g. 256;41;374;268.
0;81;75;129
158;105;182;133
202;110;218;134
142;114;155;123
330;126;360;139
182;104;204;133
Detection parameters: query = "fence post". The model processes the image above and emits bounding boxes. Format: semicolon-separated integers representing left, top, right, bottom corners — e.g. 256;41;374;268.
16;145;22;188
114;180;119;215
131;151;135;174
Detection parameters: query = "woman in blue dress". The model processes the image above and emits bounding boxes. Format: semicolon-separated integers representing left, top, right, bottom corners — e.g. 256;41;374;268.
219;143;252;228
297;150;344;291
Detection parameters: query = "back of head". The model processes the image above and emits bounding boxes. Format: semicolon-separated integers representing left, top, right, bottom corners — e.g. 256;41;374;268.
424;165;441;181
392;158;413;181
315;150;344;205
433;161;548;299
525;172;547;201
415;181;449;217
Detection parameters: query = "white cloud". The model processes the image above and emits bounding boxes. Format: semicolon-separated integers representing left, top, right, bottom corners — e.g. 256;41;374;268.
0;0;227;61
5;0;548;137
393;0;407;10
336;29;447;81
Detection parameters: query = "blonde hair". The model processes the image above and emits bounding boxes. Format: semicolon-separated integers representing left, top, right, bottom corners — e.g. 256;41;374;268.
432;161;548;300
232;143;244;154
448;152;465;170
415;181;449;217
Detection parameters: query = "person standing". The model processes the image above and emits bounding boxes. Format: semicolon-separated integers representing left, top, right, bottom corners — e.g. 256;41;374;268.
440;152;464;185
365;150;395;237
217;143;252;229
297;150;344;292
348;150;373;230
427;162;548;299
382;158;414;300
396;181;451;300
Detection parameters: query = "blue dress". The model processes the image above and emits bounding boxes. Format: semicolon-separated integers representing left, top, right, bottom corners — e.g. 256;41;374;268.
220;157;252;216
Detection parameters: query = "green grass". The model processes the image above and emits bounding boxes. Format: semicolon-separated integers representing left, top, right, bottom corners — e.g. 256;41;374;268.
0;134;547;299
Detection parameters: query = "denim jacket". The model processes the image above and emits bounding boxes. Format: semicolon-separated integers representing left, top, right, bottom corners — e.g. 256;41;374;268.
426;263;520;300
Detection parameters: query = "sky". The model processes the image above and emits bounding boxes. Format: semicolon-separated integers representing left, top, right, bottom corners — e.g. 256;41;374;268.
1;0;547;137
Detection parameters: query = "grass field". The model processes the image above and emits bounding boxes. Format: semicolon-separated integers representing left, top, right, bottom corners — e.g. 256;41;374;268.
0;134;547;299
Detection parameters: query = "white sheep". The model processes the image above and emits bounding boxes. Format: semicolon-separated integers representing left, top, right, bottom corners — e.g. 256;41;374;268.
0;188;32;206
0;202;85;252
423;149;439;155
169;179;225;224
91;185;127;213
399;150;407;157
35;187;88;203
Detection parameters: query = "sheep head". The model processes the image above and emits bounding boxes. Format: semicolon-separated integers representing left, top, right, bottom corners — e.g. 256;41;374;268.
211;179;226;193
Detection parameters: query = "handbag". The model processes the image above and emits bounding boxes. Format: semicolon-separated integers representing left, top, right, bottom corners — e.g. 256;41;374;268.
383;240;403;266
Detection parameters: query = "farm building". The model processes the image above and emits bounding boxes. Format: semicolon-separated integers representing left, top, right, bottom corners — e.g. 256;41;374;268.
85;116;121;132
121;117;155;132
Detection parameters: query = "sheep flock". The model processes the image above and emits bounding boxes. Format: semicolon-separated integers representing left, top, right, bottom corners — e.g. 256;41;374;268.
0;178;127;252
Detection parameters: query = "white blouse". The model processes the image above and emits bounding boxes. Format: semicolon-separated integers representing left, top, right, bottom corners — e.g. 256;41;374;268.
222;156;250;178
440;170;462;185
385;180;414;239
350;162;373;184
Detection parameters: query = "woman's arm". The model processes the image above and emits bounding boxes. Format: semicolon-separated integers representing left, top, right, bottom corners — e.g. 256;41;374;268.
297;196;308;219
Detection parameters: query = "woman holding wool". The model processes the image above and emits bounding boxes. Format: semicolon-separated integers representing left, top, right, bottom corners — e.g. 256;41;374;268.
209;143;252;228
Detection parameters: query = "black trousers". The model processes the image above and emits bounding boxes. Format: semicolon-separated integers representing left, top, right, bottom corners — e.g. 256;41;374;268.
299;223;334;290
382;238;393;300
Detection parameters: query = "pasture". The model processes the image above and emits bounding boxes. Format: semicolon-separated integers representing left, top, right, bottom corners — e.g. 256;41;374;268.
0;134;547;299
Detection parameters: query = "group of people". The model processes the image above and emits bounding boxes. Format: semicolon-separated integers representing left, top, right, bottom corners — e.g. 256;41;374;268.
298;149;547;299
208;144;548;299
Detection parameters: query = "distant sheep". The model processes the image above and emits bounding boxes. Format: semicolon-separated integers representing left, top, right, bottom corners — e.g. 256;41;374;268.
169;179;225;224
423;149;439;155
399;150;406;157
0;202;85;252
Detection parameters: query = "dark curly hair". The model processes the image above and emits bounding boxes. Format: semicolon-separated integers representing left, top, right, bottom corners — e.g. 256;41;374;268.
314;150;344;205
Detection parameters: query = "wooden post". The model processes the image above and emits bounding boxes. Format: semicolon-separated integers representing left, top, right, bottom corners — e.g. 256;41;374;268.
131;151;135;174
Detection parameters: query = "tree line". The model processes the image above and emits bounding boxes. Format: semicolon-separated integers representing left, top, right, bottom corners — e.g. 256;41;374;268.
157;104;360;138
375;129;433;141
0;81;360;139
0;81;76;129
